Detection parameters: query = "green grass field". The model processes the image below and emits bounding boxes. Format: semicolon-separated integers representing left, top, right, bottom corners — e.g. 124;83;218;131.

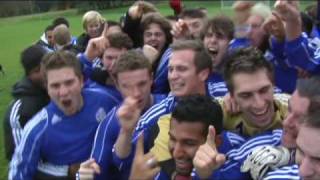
0;1;314;179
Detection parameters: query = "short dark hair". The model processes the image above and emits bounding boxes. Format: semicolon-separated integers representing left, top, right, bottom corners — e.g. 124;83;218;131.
179;8;206;19
223;47;274;94
41;50;82;83
304;108;320;128
172;94;223;135
112;50;152;79
21;44;46;76
45;24;55;34
296;75;320;115
201;15;234;40
170;39;212;73
108;32;133;50
52;17;70;28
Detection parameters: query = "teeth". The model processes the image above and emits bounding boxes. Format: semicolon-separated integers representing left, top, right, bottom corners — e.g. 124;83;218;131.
253;108;268;116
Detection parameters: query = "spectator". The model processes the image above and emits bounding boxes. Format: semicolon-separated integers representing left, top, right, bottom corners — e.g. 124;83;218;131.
76;10;105;52
3;45;49;160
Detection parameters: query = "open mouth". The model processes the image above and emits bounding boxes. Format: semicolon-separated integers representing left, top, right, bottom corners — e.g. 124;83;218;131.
61;99;72;108
207;47;218;58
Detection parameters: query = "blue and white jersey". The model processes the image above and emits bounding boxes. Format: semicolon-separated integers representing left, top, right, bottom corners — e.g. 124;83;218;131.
284;33;320;74
208;129;282;180
152;48;172;94
84;79;123;105
263;164;300;180
135;94;177;132
90;94;167;180
9;89;118;180
206;73;228;98
77;53;102;81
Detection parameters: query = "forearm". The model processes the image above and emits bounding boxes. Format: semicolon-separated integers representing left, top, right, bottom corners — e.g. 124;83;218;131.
114;128;134;159
285;17;302;41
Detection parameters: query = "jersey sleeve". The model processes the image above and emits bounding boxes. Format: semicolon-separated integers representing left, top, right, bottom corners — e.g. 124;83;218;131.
285;33;320;73
9;109;48;180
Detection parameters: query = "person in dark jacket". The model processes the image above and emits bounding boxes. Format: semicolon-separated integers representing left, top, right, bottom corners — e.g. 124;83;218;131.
3;44;49;160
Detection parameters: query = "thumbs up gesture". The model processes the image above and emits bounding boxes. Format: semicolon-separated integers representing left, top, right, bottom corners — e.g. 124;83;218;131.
84;23;110;61
193;126;226;179
129;132;161;180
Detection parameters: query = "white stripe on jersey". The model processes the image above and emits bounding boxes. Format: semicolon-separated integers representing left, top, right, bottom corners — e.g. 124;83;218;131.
37;161;69;177
227;129;282;160
226;132;245;145
9;109;48;179
9;99;23;146
263;164;299;180
136;95;175;131
90;107;116;161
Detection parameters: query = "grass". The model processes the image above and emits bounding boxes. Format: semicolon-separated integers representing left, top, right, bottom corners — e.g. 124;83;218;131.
0;1;314;179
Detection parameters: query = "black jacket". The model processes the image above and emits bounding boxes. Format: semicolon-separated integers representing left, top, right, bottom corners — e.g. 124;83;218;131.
3;77;49;160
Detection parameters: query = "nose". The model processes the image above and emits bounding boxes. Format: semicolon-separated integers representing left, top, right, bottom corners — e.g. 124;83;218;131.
131;86;142;99
252;94;265;110
58;85;69;97
169;68;178;81
299;157;314;178
173;143;184;159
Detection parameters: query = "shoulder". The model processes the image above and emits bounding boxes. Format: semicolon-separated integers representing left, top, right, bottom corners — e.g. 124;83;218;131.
263;164;300;180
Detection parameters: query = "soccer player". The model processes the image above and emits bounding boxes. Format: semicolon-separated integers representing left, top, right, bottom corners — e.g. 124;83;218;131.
77;50;166;180
9;50;118;180
241;76;320;180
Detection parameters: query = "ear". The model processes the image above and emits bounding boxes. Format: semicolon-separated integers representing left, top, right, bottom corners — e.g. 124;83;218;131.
197;68;210;82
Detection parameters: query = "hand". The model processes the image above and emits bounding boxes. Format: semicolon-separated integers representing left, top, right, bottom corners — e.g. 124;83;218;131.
193;126;226;179
171;19;191;40
84;23;110;61
129;132;161;180
143;44;159;64
274;0;301;41
129;1;157;19
78;158;101;180
263;12;285;42
241;145;291;180
274;0;300;22
223;93;240;115
117;97;142;133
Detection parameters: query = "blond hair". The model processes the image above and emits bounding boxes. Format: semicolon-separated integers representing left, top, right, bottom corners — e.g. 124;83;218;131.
82;10;105;29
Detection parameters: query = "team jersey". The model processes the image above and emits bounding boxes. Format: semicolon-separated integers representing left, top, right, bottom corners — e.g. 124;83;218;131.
90;94;167;180
263;164;300;180
280;33;320;74
84;79;123;105
152;48;171;94
206;73;228;98
9;89;118;180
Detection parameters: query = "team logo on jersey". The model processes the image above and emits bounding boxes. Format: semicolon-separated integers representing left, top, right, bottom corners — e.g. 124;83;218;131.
51;114;62;125
96;107;107;123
